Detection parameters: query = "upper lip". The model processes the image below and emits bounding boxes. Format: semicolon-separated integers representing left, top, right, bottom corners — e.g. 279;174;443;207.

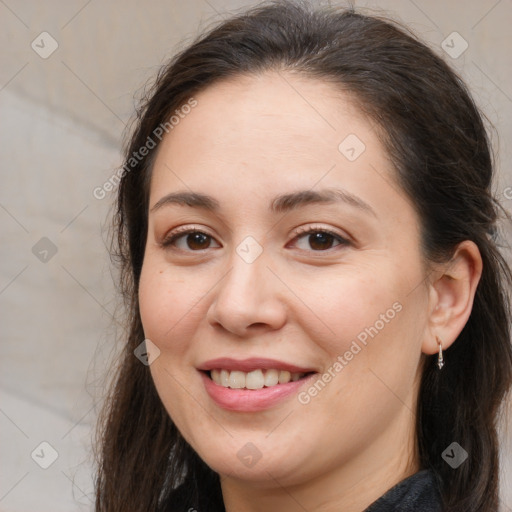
197;357;317;374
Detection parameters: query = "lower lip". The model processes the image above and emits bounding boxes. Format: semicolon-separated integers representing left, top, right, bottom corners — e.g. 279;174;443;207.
199;371;317;412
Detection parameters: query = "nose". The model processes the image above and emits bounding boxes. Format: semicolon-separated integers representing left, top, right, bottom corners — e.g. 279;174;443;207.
206;248;287;337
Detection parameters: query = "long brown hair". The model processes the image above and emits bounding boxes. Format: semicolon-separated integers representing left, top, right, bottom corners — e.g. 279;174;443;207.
95;2;512;511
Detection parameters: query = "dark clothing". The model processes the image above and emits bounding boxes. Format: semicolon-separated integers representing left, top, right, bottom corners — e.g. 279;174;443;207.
363;469;443;511
164;469;443;512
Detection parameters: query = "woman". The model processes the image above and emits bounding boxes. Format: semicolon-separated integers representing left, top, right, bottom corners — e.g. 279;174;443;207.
95;2;512;511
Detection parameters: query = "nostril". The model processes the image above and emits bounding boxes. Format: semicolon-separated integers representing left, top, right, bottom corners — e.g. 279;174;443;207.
248;322;268;329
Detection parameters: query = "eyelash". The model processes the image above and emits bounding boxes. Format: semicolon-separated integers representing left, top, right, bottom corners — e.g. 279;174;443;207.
160;225;351;253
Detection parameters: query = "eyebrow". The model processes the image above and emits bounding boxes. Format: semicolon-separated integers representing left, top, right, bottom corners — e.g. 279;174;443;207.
150;187;377;217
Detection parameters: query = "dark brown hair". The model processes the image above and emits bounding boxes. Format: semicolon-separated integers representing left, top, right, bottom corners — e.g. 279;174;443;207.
95;2;512;511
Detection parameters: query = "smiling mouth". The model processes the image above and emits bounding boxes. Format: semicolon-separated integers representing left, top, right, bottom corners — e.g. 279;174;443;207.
203;368;317;390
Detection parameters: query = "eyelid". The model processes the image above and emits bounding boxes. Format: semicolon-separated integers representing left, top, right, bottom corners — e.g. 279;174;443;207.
292;224;349;240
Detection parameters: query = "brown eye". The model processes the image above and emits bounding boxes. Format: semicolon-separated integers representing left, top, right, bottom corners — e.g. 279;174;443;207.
308;232;337;250
184;232;211;250
293;228;350;251
162;230;221;251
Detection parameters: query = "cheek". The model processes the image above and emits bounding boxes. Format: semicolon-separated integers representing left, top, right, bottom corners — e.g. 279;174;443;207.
138;259;202;349
294;257;427;402
139;267;169;335
138;261;204;434
291;263;405;355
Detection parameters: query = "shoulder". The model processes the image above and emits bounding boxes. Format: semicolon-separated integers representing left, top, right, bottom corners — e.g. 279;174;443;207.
159;479;225;512
363;469;443;512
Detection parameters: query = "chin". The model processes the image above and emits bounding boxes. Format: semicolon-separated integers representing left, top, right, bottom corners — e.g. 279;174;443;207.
196;441;309;487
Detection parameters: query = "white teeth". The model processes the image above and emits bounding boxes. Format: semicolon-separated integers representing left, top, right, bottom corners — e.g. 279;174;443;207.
209;368;307;389
264;369;279;387
245;369;264;390
211;369;220;383
229;370;246;389
278;370;291;384
220;369;230;387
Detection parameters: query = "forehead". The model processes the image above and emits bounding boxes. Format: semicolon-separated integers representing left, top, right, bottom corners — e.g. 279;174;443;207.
152;72;387;183
148;71;412;224
168;72;368;152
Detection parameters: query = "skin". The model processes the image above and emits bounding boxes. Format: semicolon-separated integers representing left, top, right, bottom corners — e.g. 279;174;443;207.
138;71;482;512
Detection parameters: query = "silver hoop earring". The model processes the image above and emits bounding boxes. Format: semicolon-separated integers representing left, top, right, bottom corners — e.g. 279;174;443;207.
436;336;444;370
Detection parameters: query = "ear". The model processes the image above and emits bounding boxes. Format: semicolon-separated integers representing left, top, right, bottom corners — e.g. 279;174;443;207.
422;240;483;355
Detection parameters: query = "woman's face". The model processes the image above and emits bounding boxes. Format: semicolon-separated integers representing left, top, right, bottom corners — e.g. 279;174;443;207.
139;72;430;490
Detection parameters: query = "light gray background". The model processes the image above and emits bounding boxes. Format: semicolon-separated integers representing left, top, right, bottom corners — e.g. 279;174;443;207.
1;0;511;510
